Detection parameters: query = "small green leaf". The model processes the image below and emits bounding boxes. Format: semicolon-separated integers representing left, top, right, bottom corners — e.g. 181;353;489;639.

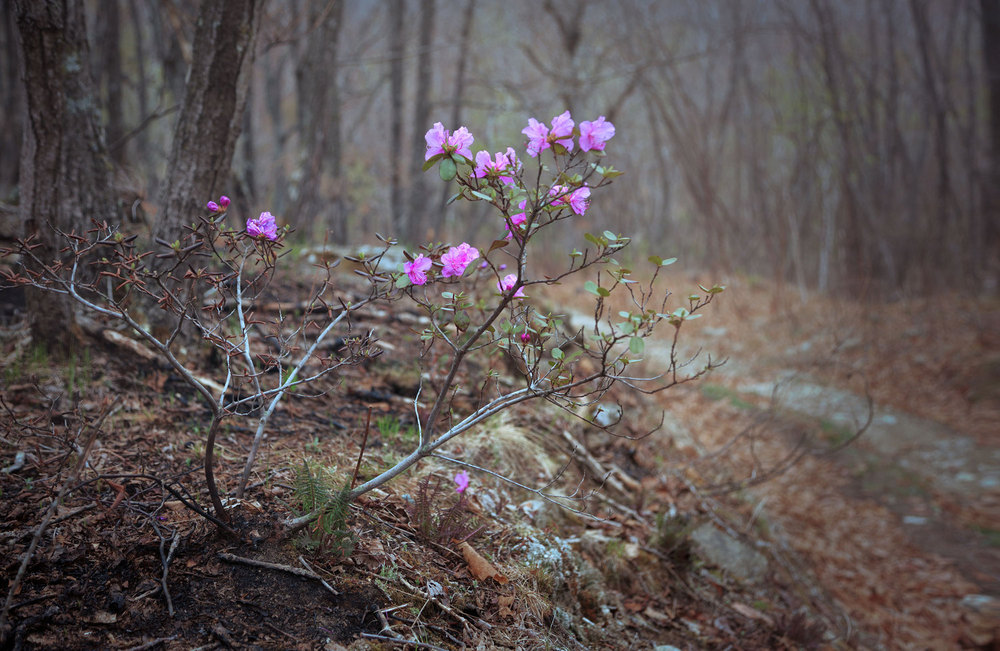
629;337;644;356
661;257;677;266
470;190;493;202
585;233;601;246
395;274;410;288
603;230;617;241
439;157;458;181
446;191;464;205
584;280;600;295
422;155;442;172
552;347;565;360
648;255;663;265
597;287;611;297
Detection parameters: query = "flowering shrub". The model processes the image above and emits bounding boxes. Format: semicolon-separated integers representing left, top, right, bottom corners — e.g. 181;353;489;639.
2;110;723;534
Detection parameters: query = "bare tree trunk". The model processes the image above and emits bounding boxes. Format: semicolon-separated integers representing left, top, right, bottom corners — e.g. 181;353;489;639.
96;0;125;164
0;4;22;198
981;0;1000;292
14;0;116;355
154;0;262;242
439;0;475;230
389;0;407;239
409;0;435;240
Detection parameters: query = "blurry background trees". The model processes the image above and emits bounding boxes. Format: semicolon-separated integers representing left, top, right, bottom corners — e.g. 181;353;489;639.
3;0;996;300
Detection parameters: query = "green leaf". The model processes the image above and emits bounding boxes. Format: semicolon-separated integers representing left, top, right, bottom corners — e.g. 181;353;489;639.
552;347;564;360
446;191;464;205
584;280;600;295
488;238;509;253
603;230;617;241
629;337;644;356
661;257;677;266
584;233;602;246
470;190;493;202
648;255;663;265
439;157;458;181
395;274;410;288
597;287;611;297
422;156;442;172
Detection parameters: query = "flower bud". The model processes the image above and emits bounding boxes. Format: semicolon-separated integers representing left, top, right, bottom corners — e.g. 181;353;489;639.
206;200;220;212
219;195;231;209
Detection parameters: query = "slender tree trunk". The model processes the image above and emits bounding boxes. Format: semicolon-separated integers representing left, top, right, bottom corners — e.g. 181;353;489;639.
409;0;434;240
981;0;1000;292
439;0;475;230
14;0;116;355
96;0;125;164
389;0;406;239
155;0;262;241
0;4;22;197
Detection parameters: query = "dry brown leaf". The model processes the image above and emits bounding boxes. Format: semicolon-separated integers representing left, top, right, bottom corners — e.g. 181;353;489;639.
458;541;507;584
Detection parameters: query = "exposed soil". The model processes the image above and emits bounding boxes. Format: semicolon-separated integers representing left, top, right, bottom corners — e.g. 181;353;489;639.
2;265;998;650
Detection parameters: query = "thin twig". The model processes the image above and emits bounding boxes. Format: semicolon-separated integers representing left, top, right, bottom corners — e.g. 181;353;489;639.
351;406;374;489
122;635;178;651
217;552;339;595
160;531;181;616
359;632;451;651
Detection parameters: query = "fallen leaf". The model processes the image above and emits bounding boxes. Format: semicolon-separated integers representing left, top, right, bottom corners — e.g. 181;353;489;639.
458;541;507;584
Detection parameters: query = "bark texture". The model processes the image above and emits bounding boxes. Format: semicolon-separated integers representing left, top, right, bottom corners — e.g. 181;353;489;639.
15;0;115;353
155;0;262;241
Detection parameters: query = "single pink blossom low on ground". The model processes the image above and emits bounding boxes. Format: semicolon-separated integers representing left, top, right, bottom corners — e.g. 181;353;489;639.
497;274;526;299
440;242;480;278
246;211;278;240
455;471;470;493
425;122;474;161
579;116;615;152
404;254;433;285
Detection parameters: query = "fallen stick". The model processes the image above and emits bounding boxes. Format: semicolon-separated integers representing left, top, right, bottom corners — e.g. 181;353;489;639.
217;552;340;595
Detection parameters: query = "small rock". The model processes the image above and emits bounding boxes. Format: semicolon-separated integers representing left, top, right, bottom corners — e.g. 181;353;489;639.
690;523;768;584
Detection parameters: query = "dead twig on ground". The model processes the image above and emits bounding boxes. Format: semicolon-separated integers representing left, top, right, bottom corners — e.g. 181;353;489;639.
217;552;340;595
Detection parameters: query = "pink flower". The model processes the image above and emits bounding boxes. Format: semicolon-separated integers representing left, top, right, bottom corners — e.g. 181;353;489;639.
440;242;480;278
504;200;528;240
522;118;549;158
219;195;231;209
247;211;278;240
567;187;591;215
549;110;575;152
520;332;531;343
207;200;220;212
522;111;576;158
498;273;526;299
579;116;615;152
454;471;470;493
404;254;433;285
425;122;474;161
472;150;515;185
550;185;590;215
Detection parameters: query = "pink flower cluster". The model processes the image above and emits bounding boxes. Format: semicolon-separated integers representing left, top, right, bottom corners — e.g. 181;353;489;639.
550;185;591;216
472;148;519;185
522;111;615;158
246;211;278;240
404;242;481;286
425;122;474;161
206;195;231;213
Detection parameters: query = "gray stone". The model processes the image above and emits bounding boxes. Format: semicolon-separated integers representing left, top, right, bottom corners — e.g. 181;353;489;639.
690;523;768;583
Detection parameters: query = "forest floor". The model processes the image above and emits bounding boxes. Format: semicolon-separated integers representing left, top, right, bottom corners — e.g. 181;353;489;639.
1;257;998;650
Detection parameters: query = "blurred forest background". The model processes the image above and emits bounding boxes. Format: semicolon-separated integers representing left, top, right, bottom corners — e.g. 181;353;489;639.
3;0;999;298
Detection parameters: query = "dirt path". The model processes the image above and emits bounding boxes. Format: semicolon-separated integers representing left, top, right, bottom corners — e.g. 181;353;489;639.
565;303;1000;647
